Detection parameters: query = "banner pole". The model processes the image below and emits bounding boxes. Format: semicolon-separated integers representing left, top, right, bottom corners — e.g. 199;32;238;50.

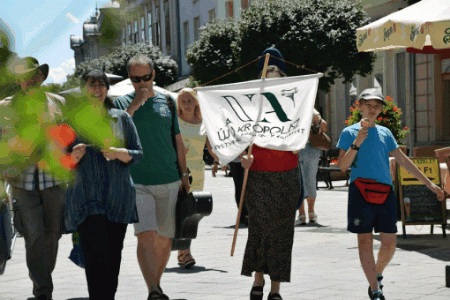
231;53;270;256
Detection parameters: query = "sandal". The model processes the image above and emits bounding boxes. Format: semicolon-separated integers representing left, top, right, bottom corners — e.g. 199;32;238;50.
250;279;265;300
157;286;169;300
267;292;283;300
178;253;196;269
148;291;162;300
294;215;306;226
308;212;317;223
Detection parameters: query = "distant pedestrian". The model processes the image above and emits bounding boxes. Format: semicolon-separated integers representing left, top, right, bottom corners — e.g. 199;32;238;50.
295;108;328;225
65;69;143;300
337;88;444;300
176;88;217;268
114;54;190;300
0;57;67;300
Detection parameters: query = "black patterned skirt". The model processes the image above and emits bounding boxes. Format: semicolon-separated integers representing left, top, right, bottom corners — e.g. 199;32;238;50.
241;166;301;282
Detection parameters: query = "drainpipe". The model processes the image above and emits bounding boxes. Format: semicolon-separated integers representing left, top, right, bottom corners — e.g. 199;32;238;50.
409;52;416;156
176;0;182;78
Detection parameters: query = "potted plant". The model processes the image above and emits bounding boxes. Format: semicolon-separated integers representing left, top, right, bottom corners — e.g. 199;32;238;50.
345;96;409;153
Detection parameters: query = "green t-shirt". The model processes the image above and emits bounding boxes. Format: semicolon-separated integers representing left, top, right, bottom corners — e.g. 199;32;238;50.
114;91;180;185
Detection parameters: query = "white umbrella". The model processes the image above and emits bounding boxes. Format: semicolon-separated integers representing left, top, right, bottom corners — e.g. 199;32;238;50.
108;78;178;100
356;0;450;53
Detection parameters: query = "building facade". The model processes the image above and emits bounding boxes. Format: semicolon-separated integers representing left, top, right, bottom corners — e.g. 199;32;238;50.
323;0;450;151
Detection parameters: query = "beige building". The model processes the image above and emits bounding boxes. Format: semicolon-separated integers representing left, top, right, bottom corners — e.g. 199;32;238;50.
323;0;450;152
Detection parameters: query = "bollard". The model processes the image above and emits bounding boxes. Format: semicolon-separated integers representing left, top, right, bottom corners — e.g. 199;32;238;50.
446;265;450;288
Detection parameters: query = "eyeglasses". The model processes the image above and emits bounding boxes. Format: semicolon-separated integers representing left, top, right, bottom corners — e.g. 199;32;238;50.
130;74;152;83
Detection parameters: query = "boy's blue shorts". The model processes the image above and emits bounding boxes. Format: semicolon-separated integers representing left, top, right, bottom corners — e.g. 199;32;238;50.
347;182;397;234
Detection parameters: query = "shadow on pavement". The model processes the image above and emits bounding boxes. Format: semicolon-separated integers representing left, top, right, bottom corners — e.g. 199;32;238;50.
374;233;450;262
164;265;228;274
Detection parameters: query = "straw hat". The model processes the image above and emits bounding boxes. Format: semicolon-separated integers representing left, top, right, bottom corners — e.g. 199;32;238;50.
10;56;49;81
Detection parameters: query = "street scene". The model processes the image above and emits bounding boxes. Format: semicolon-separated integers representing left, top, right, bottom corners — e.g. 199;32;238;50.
1;0;450;300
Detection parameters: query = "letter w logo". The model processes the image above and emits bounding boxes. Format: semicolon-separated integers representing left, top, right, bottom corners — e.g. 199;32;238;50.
222;93;290;123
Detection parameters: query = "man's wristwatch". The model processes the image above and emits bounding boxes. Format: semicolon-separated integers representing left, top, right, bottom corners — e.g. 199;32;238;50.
181;173;189;177
351;143;360;151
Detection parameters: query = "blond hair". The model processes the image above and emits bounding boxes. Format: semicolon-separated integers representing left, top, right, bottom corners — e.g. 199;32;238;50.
177;88;201;119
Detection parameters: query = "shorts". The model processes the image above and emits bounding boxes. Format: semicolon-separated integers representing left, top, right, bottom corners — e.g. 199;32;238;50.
133;181;181;238
347;182;397;234
298;143;322;198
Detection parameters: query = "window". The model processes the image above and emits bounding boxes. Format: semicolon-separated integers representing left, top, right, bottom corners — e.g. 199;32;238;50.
122;25;126;47
183;21;190;54
134;20;138;44
147;9;152;45
164;0;171;52
128;23;132;45
225;0;233;18
154;6;161;47
141;16;145;42
208;8;216;22
193;16;200;41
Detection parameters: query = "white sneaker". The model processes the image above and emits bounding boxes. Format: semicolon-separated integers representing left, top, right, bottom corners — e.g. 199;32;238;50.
308;213;317;223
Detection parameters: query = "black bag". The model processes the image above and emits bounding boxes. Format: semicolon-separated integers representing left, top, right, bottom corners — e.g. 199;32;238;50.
0;200;12;275
203;146;215;165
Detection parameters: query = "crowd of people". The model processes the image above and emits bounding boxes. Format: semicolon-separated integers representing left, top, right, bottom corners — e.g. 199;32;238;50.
0;47;445;300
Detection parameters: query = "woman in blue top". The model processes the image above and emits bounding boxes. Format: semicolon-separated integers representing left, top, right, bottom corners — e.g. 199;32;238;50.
65;69;143;300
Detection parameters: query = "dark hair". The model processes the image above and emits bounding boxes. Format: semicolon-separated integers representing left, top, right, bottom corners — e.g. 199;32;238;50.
81;69;115;109
257;65;287;79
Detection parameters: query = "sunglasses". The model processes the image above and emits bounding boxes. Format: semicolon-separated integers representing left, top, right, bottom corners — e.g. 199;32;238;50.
130;74;152;83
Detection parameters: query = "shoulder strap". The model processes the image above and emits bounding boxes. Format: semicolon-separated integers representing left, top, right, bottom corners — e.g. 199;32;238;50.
165;93;177;152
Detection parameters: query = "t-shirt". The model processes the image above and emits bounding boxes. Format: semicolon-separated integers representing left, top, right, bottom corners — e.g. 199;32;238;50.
336;123;398;186
114;91;181;185
250;144;298;172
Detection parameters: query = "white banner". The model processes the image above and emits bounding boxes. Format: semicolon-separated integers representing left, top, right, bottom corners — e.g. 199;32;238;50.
196;73;322;165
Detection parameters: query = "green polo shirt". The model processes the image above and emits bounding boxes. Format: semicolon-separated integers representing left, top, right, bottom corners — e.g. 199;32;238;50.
114;91;180;185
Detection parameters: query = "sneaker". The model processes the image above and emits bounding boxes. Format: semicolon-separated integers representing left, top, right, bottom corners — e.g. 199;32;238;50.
377;274;384;290
369;289;385;300
295;215;306;225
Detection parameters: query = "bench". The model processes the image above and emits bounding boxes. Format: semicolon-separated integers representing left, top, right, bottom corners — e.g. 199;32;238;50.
316;149;350;189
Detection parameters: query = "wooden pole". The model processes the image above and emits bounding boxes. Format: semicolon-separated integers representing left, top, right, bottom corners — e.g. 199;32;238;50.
231;53;271;256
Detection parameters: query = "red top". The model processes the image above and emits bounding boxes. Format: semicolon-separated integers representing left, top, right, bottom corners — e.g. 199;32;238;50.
249;144;298;172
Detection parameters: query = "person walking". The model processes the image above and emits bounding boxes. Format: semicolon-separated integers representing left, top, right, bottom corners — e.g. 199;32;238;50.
175;88;216;268
337;88;444;300
0;57;67;300
64;69;143;300
240;47;302;300
295;109;328;225
114;54;190;300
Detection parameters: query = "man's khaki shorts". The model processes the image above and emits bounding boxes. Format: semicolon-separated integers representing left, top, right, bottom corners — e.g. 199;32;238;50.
133;181;181;238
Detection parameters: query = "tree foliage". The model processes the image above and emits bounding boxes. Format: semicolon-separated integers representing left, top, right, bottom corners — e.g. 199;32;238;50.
186;20;240;85
187;0;374;92
75;43;178;87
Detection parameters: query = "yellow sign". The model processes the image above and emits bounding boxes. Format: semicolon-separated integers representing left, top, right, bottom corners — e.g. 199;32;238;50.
398;158;440;186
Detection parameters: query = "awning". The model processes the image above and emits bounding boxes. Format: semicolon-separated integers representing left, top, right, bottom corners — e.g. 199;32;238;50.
356;0;450;53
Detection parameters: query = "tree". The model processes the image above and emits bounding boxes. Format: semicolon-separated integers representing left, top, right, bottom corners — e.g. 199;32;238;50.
187;0;374;92
74;43;178;87
186;20;241;85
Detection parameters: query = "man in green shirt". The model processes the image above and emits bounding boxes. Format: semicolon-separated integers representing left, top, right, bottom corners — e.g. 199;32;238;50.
114;54;190;300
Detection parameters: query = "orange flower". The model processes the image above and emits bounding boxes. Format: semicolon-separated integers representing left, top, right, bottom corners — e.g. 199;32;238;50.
350;115;353;119
385;121;390;125
355;100;360;105
377;117;382;121
393;107;398;112
345;120;349;124
350;107;354;111
386;96;394;101
404;126;408;130
384;117;388;120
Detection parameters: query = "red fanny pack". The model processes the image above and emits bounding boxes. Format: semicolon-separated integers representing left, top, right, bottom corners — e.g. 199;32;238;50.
354;178;391;204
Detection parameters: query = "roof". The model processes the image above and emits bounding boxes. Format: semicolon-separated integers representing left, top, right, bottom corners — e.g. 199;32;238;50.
83;23;99;36
100;1;120;9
